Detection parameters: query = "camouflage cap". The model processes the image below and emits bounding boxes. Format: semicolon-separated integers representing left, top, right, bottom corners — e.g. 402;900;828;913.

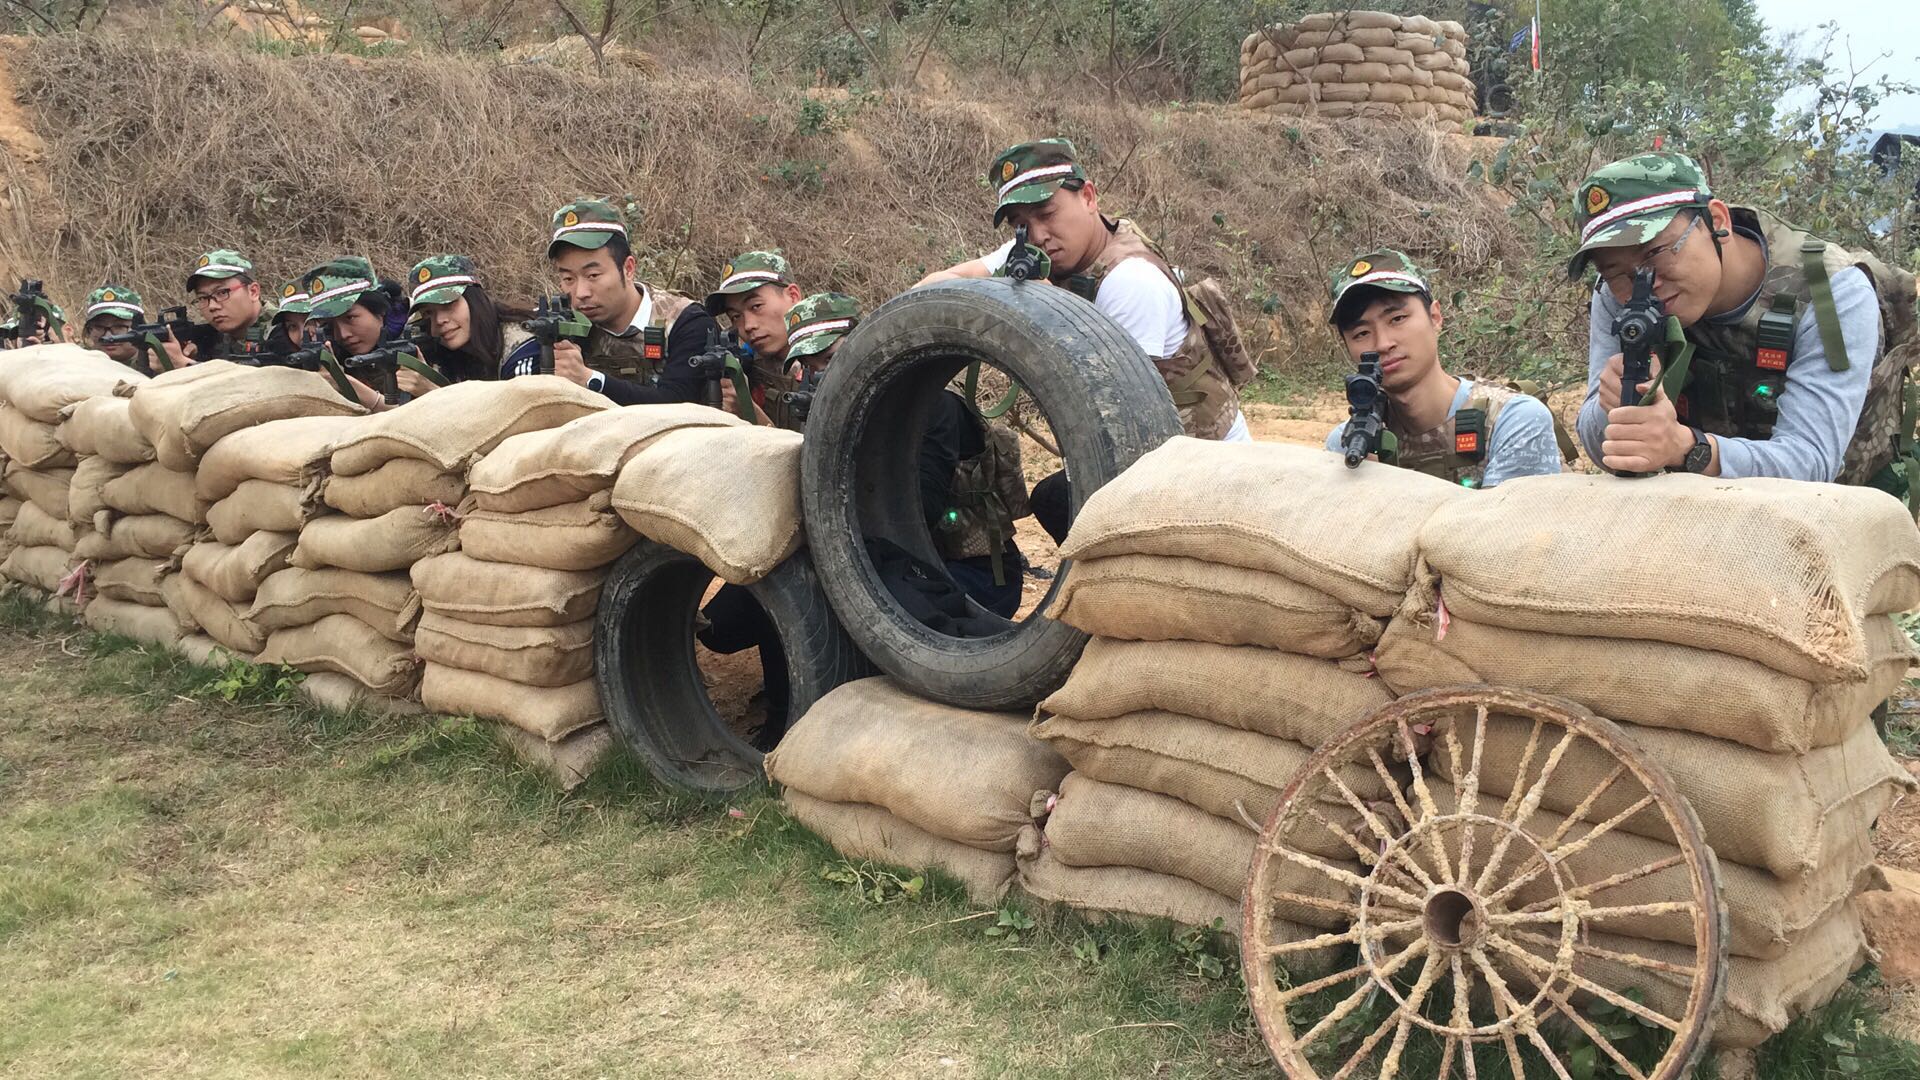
990;138;1087;226
304;256;380;319
83;284;144;323
276;278;313;317
1328;249;1431;324
1568;152;1713;278
784;292;861;361
704;251;792;314
548;199;627;256
187;248;254;289
408;254;481;307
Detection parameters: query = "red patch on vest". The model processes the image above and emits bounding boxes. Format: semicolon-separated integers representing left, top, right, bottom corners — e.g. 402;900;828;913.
1454;432;1479;455
1756;347;1788;371
643;342;664;361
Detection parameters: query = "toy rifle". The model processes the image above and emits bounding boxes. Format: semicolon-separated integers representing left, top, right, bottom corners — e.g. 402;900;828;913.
1002;224;1049;283
525;294;591;375
1612;267;1662;478
1342;351;1396;468
686;327;755;421
98;305;222;372
768;364;827;426
0;279;57;345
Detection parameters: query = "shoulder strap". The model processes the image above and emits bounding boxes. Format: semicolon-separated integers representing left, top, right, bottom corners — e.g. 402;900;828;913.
1799;237;1851;373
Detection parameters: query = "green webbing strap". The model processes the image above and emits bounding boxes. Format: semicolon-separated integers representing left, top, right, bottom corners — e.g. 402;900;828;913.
317;348;357;403
1638;317;1695;407
397;352;450;388
1164;353;1216;407
962;360;1021;419
725;355;754;422
1800;237;1851;373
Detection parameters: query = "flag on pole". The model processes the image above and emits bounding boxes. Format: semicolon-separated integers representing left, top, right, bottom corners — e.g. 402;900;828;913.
1509;27;1528;52
1531;0;1542;70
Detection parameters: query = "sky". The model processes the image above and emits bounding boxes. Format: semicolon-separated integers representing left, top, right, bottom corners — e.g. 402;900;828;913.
1752;0;1920;132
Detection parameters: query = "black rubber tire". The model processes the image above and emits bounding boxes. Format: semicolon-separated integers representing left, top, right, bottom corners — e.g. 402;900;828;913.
594;539;867;794
800;278;1182;710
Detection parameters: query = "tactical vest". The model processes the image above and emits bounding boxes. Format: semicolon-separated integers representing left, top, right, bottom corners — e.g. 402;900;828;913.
1676;208;1919;489
1388;381;1519;487
583;285;692;384
1058;219;1245;441
752;355;806;432
933;410;1030;585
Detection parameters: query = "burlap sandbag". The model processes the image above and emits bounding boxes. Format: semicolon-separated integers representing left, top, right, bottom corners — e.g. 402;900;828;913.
763;676;1068;852
164;572;266;655
298;672;427;719
1361;45;1414;65
1424;779;1870;960
174;633;251;667
129;362;366;471
9;500;76;551
58;395;153;464
182;532;298;605
1342;61;1393;83
195;413;362;501
469;403;745;514
76;512;195;561
1291;29;1334;47
419;662;601;741
1344;26;1398;47
1396;30;1437;54
1254;71;1295;91
1368;82;1416;104
1028;711;1389;853
785;791;1015;904
1274;85;1316;106
1042;637;1389;746
257;613;419;697
1;544;70;592
6;463;74;520
610;425;802;585
1060;438;1461;616
411;552;603;627
1316;42;1363;63
1432;69;1473;93
1047;552;1382;656
1375;612;1912;754
92;557;169;606
0;402;76;468
0;345;141;423
0;496;20;533
1243;88;1281;110
1315;83;1371;104
1343;10;1402;31
1280;45;1318;70
328;375;609;477
103;462;205;523
207;480;308;546
1416;474;1920;682
1414;50;1455;72
322;458;466;518
1431;715;1909;880
248;567;419;641
412;612;593;688
69;456;129;526
457;491;634;572
493;722;614;792
83;595;185;649
290;505;459;573
1017;844;1239;934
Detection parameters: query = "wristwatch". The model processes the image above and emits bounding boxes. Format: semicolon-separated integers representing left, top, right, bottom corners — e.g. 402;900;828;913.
1679;427;1712;474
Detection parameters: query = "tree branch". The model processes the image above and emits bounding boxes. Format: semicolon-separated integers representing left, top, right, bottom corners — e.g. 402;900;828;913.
831;0;887;87
908;0;958;88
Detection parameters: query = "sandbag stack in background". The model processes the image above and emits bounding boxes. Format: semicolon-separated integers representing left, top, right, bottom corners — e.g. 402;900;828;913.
267;377;609;706
0;345;146;605
62;395;182;647
765;677;1070;904
1238;11;1474;124
1375;474;1920;1048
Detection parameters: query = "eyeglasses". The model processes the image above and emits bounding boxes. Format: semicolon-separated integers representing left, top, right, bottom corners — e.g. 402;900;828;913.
192;282;245;309
1599;213;1704;292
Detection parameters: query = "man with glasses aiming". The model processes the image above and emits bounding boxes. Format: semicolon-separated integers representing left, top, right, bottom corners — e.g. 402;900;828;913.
1573;151;1916;489
158;248;277;369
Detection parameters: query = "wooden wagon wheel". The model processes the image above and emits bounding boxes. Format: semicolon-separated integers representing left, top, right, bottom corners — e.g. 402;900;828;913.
1242;686;1727;1080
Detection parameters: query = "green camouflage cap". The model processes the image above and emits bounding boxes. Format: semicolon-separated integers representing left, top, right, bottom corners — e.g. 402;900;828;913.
1328;249;1431;324
704;251;792;314
83;284;143;323
304;256;380;319
1568;152;1713;277
990;138;1087;226
275;278;313;317
408;254;481;307
548;199;627;256
784;292;860;361
187;248;254;288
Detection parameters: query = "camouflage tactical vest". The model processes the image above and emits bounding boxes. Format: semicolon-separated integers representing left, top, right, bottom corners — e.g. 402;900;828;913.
1678;208;1919;487
752;355;806;432
933;411;1030;581
583;285;692;384
1388;381;1519;488
1059;219;1243;441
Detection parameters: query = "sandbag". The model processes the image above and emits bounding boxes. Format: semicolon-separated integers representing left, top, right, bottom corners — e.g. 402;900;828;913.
1059;438;1462;616
458;491;634;573
1017;845;1239;935
92;557;169;606
195;413;362;501
1;544;70;592
763;677;1068;852
327;375;609;477
1396;30;1437;54
1432;69;1473;93
58;395;151;463
102;462;206;523
75;512;196;561
412;612;594;688
492;721;613;791
82;595;185;648
0;402;75;468
129;362;365;470
1317;83;1370;104
1375;613;1912;754
784;791;1015;905
257;613;419;697
206;480;307;545
469;403;745;514
248;567;418;641
298;672;428;719
69;456;129;526
1361;46;1414;65
1342;61;1393;83
1043;638;1388;746
1047;553;1382;656
6;463;74;520
163;572;266;655
174;633;249;667
1241;88;1280;110
1316;42;1363;64
1344;26;1398;48
1368;82;1416;104
290;505;459;573
9;499;76;551
411;552;603;627
1415;474;1920;682
1414;50;1455;72
1280;46;1318;70
182;531;297;605
1342;10;1402;31
610;425;801;585
322;458;466;518
419;662;601;741
1;345;142;423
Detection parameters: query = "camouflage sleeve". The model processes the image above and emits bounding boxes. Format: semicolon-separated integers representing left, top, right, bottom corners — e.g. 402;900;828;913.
1481;395;1563;486
1576;285;1618;466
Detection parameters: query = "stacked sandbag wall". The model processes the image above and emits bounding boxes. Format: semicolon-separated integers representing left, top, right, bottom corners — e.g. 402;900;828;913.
66;397;180;646
1238;10;1474;124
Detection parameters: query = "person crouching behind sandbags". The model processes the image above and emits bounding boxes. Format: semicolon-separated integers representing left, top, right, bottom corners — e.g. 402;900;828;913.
704;249;805;427
404;254;538;395
1321;248;1571;486
269;279;319;354
80;285;147;372
305;256;433;411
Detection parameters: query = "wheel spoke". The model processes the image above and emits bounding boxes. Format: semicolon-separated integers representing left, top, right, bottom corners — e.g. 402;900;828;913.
1322;767;1407;855
1373;1016;1417;1080
1485;789;1659;909
1452;705;1490;883
1471;946;1538;1079
1265;917;1422;957
1262;842;1428;912
1331;1006;1402;1080
1505;926;1698;979
1516;853;1687;915
1436;1034;1459;1080
1368;746;1453;886
1302;803;1433;893
1399;718;1456;884
1551;995;1652;1080
1294;938;1430;1046
1270;889;1365;920
1370;949;1444;1080
1484;934;1683;1033
1472;725;1578;895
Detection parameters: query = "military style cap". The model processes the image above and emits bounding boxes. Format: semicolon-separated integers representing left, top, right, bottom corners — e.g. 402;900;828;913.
785;292;861;361
990;138;1087;226
1328;249;1431;324
548;199;628;256
276;279;313;317
84;285;143;322
408;254;481;307
304;256;379;319
1568;152;1713;277
187;248;254;289
703;251;792;314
